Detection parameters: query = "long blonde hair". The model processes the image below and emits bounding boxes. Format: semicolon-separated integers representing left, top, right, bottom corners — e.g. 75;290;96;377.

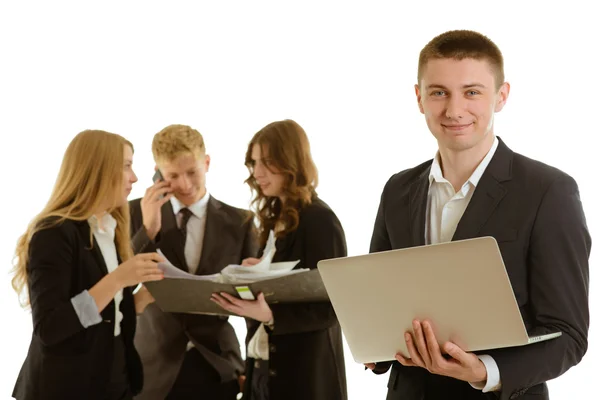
11;130;134;306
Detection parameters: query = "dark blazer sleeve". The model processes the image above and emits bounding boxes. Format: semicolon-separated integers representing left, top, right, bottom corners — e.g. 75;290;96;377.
368;182;395;375
370;180;393;253
489;176;590;400
27;224;86;346
129;198;158;254
268;206;347;336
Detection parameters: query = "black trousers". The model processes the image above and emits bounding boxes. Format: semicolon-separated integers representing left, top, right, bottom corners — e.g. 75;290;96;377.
166;348;240;400
243;358;269;400
105;335;133;400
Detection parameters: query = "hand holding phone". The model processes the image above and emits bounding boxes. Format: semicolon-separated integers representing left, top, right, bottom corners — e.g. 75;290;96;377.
152;169;164;184
141;169;171;240
152;169;165;199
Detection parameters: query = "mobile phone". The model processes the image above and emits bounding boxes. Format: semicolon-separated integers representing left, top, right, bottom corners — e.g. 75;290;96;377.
152;169;165;199
152;169;164;183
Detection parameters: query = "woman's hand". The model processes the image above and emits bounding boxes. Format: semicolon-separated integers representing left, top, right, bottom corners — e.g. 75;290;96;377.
112;252;164;288
211;292;273;323
241;257;261;267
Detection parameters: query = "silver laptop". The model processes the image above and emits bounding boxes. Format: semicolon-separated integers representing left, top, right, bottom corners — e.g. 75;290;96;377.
317;237;561;364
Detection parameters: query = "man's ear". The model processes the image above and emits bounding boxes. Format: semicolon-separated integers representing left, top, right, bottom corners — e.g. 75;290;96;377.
495;82;511;113
205;154;211;172
415;84;424;114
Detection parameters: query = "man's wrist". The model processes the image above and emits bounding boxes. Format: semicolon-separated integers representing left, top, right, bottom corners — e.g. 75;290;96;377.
470;354;501;392
475;359;488;382
144;224;158;241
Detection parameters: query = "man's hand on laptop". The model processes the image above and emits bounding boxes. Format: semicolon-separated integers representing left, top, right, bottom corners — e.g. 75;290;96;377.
395;319;487;383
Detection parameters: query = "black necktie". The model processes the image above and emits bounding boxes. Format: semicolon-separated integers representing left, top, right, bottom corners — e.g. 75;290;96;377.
179;208;193;238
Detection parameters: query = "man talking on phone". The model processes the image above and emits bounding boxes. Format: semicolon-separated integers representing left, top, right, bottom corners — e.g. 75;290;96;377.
129;124;258;400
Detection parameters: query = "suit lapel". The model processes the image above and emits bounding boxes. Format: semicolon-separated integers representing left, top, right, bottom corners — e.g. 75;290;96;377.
272;196;318;262
452;138;513;241
75;221;109;276
409;167;431;247
273;230;296;263
157;201;188;271
196;197;224;274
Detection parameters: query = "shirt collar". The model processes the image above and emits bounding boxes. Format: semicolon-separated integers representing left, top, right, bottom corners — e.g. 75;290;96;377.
170;191;210;219
429;135;499;190
88;212;117;233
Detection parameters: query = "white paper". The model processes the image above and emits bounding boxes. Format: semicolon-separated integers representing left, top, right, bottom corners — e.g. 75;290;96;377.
245;229;277;272
218;230;306;283
218;260;304;284
155;230;307;284
156;249;219;281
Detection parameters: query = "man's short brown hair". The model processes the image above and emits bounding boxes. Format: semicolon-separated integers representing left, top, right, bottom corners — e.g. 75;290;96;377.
152;124;206;163
418;30;505;90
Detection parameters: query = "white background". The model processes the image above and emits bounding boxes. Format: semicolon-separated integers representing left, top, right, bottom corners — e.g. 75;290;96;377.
0;1;597;399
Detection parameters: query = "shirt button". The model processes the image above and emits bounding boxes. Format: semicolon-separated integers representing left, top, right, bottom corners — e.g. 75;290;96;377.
269;344;276;353
269;369;277;377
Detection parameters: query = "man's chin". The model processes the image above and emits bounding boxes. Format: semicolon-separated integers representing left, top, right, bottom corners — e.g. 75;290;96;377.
175;192;198;205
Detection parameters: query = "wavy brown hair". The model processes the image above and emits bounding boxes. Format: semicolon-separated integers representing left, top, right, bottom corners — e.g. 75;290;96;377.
244;119;318;248
11;130;134;307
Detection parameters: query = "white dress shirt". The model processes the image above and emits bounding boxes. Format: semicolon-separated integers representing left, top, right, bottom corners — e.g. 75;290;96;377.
246;225;284;360
170;192;210;274
425;136;501;392
88;213;123;337
247;324;271;360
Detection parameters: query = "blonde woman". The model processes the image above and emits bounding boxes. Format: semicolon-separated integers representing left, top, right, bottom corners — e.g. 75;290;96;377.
11;130;164;400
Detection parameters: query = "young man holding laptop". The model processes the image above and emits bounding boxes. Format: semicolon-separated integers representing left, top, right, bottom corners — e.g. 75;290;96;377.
366;30;590;400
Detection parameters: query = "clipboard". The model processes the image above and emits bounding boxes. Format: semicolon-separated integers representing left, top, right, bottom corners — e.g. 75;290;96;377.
144;269;328;316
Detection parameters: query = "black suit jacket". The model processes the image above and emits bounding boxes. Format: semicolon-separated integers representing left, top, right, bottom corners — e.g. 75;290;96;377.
13;218;142;400
370;138;590;400
129;195;258;399
244;197;348;400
